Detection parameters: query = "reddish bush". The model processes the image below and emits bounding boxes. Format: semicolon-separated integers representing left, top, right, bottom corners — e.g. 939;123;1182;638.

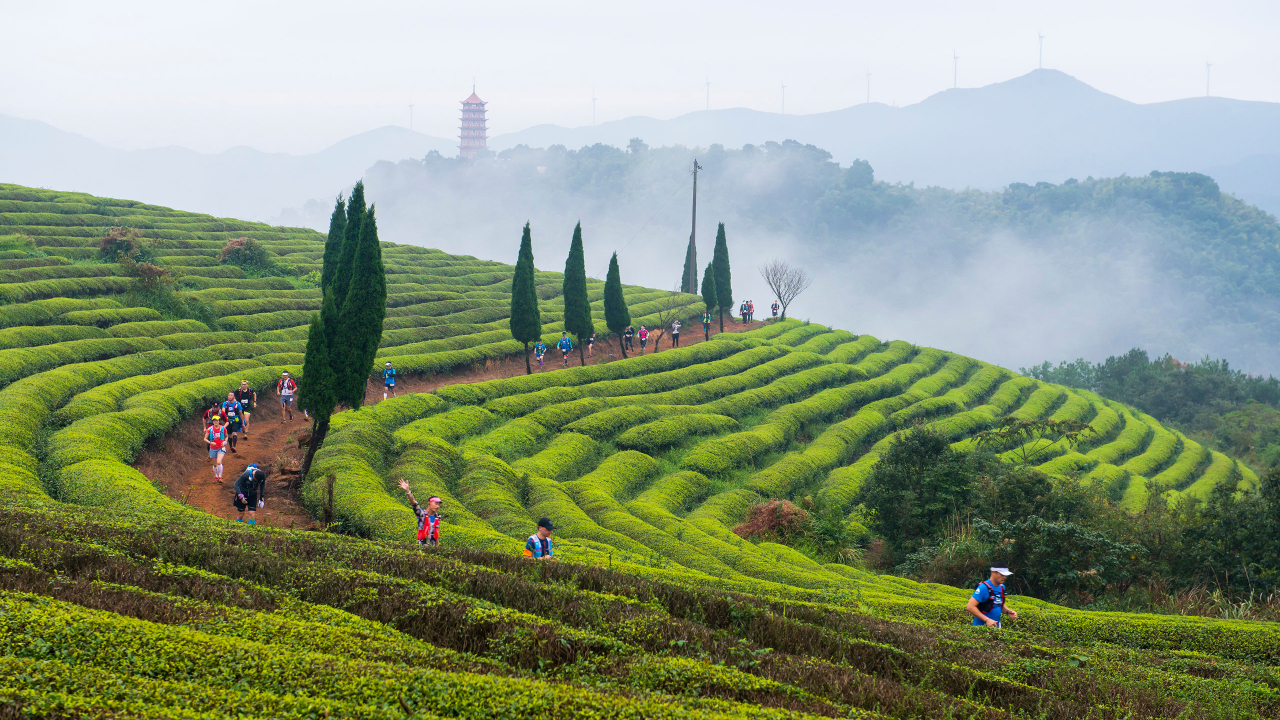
733;499;809;540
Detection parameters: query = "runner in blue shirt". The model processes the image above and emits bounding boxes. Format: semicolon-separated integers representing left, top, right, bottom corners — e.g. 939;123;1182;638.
523;518;555;559
221;392;244;454
533;340;547;371
556;332;573;367
966;567;1018;628
383;361;398;400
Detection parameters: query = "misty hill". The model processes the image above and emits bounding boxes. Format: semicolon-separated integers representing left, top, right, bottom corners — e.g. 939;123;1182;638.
366;141;1280;375
0;113;455;221
492;70;1280;215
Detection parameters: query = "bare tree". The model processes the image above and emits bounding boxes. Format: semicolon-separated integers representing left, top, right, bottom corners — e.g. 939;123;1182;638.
758;258;813;320
648;285;701;352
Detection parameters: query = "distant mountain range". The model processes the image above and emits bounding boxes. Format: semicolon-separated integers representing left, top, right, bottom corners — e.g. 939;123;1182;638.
2;69;1280;223
491;70;1280;216
0;114;455;222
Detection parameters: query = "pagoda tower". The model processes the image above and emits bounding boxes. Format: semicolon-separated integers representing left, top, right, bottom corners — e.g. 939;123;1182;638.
458;87;488;159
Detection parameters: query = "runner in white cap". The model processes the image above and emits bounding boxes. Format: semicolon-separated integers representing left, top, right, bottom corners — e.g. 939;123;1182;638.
966;567;1018;628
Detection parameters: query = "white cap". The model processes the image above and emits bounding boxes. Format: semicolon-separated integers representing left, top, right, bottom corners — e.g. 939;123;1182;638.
991;567;1013;576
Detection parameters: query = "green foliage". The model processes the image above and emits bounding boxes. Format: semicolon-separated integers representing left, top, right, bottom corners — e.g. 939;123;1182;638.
297;309;335;419
96;226;156;263
712;223;732;330
509;223;541;374
700;262;717;317
218;237;274;274
561;222;594;353
333;205;387;407
603;252;630;350
332;181;365;310
320;194;345;291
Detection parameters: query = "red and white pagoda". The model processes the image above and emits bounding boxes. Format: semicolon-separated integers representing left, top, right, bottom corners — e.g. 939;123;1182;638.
459;88;488;159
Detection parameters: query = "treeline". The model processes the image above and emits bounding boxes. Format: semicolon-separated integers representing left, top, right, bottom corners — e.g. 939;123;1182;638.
1025;349;1280;469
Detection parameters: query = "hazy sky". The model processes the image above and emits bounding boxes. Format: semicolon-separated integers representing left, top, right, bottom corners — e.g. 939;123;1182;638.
4;0;1279;154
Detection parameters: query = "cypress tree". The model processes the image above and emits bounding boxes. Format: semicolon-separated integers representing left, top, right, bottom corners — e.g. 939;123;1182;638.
680;234;698;294
335;204;387;408
603;252;631;359
509;222;542;374
297;307;336;478
320;195;345;291
562;222;594;366
700;262;717;341
712;222;733;332
333;181;366;309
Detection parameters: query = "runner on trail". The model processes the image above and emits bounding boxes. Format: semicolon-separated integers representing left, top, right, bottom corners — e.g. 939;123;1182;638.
383;361;398;400
398;479;443;547
556;332;573;367
739;301;747;324
232;463;267;525
624;325;634;351
638;325;648;353
533;339;547;370
587;332;595;358
221;392;244;453
205;416;228;483
702;311;712;340
771;300;779;318
523;518;555;559
234;381;257;435
671;319;681;347
277;371;297;423
748;300;755;322
202;401;223;431
967;567;1018;628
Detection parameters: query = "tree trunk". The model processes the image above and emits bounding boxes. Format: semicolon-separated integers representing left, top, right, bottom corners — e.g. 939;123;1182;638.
718;308;724;333
523;341;532;375
578;343;586;366
618;335;628;359
300;414;331;485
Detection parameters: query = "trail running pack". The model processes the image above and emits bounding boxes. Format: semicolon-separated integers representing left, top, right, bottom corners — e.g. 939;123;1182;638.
976;580;1005;613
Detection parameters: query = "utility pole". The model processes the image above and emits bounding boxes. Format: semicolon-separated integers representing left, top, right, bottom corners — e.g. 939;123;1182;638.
686;159;702;294
1206;62;1212;97
1038;33;1045;69
781;84;786;114
953;51;959;89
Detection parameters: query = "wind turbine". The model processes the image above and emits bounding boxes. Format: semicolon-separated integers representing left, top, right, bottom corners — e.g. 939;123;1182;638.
865;70;871;104
592;90;597;126
1038;32;1045;69
705;76;710;111
408;98;414;131
781;83;786;114
952;51;959;89
1205;62;1212;97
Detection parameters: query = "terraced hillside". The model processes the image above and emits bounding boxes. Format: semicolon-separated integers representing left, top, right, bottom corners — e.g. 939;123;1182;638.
0;183;1276;719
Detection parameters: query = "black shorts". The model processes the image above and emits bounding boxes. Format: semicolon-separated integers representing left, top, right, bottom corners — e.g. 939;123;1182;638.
227;419;243;433
233;492;259;512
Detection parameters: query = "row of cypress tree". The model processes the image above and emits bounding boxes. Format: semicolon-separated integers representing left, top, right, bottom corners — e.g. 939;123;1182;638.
298;181;388;476
508;220;733;373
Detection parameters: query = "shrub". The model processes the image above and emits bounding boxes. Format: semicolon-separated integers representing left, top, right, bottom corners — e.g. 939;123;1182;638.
218;237;274;273
59;307;163;327
0;297;122;329
616;414;739;453
733;500;809;540
97;226;156;263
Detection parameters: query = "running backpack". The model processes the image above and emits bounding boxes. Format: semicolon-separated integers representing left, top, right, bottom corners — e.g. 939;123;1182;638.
976;580;1004;613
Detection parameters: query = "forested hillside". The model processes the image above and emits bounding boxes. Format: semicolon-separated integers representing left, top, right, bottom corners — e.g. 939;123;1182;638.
2;184;1279;718
367;142;1280;374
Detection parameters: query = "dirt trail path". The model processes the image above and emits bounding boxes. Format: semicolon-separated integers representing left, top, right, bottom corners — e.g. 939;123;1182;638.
141;319;761;526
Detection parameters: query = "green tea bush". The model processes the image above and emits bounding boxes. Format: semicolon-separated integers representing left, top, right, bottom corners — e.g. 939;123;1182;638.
513;432;600;481
825;333;881;364
0;323;109;350
0;297;122;329
0;337;165;387
154;330;257;349
60;307;162;327
55;358;262;423
616;414;739;452
107;319;211;337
